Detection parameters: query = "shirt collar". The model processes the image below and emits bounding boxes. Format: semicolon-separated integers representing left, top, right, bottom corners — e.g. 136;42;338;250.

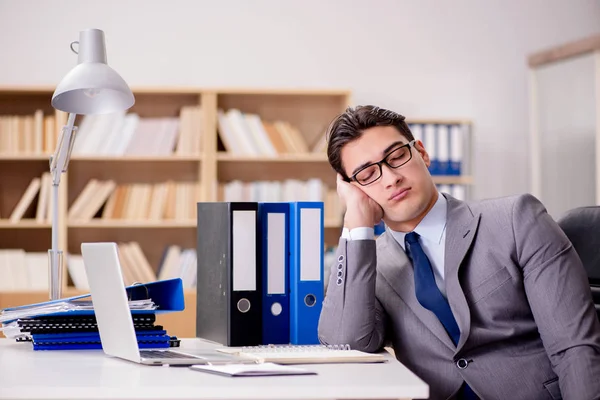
390;192;448;249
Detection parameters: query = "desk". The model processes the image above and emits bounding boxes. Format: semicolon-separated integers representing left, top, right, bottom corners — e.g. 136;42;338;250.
0;338;428;400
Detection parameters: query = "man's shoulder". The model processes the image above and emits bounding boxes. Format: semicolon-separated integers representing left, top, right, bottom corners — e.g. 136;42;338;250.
463;193;543;215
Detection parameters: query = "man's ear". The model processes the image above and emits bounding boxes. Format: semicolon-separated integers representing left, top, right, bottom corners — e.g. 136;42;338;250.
415;140;431;167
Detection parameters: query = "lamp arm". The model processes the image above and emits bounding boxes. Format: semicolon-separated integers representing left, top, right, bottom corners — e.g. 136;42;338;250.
48;112;78;300
50;113;77;184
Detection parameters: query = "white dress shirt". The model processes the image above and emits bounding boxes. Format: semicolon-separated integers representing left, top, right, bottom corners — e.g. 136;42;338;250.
341;192;448;297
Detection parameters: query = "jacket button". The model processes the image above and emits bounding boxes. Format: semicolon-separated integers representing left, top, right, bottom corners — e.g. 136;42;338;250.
456;359;469;369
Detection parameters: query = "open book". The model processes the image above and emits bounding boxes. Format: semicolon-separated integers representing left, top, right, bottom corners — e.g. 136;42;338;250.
216;344;387;365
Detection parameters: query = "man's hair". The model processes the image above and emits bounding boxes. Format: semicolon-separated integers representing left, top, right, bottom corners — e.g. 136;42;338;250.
326;105;414;180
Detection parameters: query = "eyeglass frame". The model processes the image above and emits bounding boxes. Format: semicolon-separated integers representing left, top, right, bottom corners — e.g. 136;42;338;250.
349;140;417;186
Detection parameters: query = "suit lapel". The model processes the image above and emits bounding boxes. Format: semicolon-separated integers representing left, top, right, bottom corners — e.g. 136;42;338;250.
377;231;455;352
444;194;481;352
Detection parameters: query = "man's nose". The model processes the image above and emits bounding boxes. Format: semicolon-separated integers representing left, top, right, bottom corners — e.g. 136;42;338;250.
381;163;402;187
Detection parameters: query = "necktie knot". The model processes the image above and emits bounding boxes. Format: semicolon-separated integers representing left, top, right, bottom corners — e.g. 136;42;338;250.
405;231;420;246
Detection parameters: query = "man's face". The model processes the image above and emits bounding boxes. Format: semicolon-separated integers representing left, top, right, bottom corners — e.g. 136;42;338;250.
340;126;438;232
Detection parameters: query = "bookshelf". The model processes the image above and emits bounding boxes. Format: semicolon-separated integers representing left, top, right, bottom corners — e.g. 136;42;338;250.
0;86;473;337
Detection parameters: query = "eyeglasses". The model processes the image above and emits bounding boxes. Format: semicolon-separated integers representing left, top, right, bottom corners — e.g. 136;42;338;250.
350;140;416;186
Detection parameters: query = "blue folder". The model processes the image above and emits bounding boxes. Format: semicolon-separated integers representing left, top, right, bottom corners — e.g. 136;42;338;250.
0;278;185;324
289;202;324;345
258;202;290;345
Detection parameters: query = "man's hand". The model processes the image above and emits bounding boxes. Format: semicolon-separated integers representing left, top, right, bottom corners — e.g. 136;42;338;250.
337;174;384;229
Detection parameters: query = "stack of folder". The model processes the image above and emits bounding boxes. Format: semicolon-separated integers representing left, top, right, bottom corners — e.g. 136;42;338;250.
196;201;325;348
0;278;185;350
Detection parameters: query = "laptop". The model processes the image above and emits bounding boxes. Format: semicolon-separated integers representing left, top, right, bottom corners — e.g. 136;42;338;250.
80;242;250;366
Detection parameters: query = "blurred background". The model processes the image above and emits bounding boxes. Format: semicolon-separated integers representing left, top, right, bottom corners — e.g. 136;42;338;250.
0;0;598;199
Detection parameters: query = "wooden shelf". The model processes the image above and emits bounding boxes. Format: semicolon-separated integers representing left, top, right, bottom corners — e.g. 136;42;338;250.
0;220;51;229
216;153;328;162
0;155;50;161
0;86;473;339
432;175;473;185
68;220;196;228
70;155;201;162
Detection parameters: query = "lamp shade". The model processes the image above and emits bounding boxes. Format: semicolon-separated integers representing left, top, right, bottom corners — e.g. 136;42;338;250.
51;29;134;115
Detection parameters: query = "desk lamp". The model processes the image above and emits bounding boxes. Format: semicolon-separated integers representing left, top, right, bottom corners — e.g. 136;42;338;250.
49;29;134;299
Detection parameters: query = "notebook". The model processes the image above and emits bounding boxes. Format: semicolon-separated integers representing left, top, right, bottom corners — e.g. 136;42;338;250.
216;344;387;365
80;242;252;366
190;362;317;377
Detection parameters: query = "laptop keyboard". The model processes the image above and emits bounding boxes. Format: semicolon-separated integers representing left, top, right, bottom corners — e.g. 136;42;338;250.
140;350;199;359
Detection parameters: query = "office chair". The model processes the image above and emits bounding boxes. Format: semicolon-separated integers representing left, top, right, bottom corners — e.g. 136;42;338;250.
556;206;600;321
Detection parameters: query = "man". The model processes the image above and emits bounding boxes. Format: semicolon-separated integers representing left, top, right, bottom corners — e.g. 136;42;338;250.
317;105;600;400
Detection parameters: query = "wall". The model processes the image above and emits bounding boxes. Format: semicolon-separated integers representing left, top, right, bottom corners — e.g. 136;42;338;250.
537;53;597;219
0;0;599;200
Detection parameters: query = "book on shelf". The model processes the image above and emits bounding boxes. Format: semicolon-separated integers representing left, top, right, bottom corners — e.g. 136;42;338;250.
0;250;49;291
70;105;202;157
65;179;201;222
218;178;344;226
408;122;469;176
436;184;466;201
0;110;68;155
216;344;387;365
8;177;41;223
67;241;158;290
66;242;197;291
217;108;326;156
2;171;54;223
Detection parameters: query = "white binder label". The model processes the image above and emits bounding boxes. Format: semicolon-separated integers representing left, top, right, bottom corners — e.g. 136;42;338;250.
233;210;256;291
267;213;286;295
300;208;321;281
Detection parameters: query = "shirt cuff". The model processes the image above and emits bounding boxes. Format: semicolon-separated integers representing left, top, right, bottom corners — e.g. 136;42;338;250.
341;227;375;241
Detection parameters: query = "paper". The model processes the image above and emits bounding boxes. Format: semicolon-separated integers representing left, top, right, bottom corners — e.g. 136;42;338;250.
0;298;157;323
190;362;316;377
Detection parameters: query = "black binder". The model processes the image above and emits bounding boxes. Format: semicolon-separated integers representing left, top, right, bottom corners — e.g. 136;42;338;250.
196;202;262;346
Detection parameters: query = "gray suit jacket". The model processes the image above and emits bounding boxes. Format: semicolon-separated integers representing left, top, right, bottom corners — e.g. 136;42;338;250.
318;193;600;400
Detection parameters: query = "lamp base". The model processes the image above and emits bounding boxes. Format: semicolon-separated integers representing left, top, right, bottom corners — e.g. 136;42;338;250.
48;250;63;300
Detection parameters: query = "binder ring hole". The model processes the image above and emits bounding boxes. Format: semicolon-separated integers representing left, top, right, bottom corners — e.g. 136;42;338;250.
237;298;251;313
271;302;282;316
304;294;317;307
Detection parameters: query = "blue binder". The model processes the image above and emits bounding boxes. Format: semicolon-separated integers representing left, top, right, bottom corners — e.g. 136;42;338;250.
258;202;290;345
0;278;185;324
289;201;324;345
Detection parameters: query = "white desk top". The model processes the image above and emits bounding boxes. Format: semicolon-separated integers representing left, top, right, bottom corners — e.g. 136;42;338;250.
0;338;428;400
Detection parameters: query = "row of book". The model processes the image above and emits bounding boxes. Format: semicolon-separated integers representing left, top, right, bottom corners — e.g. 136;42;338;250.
5;172;53;223
436;184;467;201
68;243;197;290
4;175;202;223
218;179;343;225
409;123;468;176
69;179;202;222
0;111;63;155
217;108;325;156
0;243;197;292
71;106;202;156
0;107;325;157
